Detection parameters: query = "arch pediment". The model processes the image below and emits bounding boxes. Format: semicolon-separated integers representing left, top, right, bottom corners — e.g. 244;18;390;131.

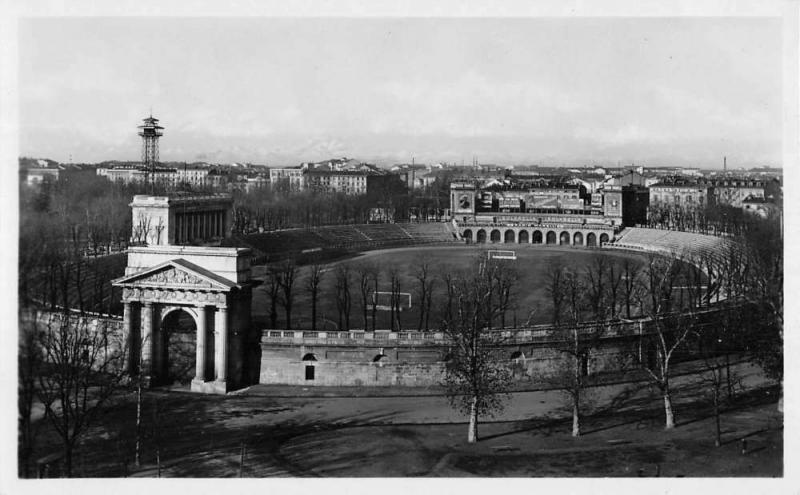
113;258;237;292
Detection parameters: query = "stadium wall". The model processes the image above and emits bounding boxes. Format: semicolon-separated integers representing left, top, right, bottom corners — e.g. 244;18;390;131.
258;333;638;387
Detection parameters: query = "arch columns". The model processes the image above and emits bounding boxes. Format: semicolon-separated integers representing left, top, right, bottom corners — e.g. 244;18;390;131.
215;307;229;384
194;305;207;382
123;302;135;373
141;302;155;376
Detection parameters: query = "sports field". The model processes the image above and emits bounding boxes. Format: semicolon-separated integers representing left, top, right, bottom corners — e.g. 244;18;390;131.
251;245;650;331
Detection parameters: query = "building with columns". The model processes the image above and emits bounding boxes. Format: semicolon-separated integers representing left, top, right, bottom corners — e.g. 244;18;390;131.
130;193;233;246
114;195;256;394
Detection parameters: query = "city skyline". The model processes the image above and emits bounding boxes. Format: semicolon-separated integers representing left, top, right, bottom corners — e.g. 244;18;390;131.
19;17;783;168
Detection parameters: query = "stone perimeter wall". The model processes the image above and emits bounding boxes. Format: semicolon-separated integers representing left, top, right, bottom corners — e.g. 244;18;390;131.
258;335;639;387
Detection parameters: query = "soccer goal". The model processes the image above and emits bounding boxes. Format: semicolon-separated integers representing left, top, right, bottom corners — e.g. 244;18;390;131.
372;291;412;311
487;249;517;260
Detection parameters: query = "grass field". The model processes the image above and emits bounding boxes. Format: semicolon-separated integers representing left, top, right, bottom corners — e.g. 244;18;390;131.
251;245;651;331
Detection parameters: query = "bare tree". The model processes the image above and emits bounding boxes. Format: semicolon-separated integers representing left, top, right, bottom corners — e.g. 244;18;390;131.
35;314;128;476
682;253;705;309
277;260;298;330
691;311;742;448
305;263;326;330
544;268;605;437
414;256;435;331
545;260;566;326
440;269;457;325
584;254;608;320
18;311;43;477
388;267;402;331
620;257;642;319
334;264;352;331
635;252;693;429
264;266;281;329
131;212;152;245
355;262;376;330
606;258;623;319
153;217;166;245
370;265;380;331
443;256;516;443
491;261;517;328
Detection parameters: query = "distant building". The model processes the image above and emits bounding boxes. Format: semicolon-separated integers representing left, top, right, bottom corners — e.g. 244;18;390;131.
243;174;269;192
704;178;765;207
305;170;369;195
394;165;436;189
621;185;649;227
449;178;622;228
99;165;216;188
742;195;777;218
617;170;648;187
649;181;713;207
26;167;60;185
268;167;304;191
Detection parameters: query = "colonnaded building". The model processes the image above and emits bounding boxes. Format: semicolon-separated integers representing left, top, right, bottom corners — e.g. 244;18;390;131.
113;194;258;393
449;179;626;246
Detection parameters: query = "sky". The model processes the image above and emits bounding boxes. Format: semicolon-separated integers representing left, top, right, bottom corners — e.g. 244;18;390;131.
18;17;783;168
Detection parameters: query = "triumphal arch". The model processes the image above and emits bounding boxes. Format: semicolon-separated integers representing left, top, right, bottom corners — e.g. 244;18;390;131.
113;194;255;394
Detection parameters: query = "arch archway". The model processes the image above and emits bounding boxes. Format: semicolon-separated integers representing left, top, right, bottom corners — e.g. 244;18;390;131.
559;231;571;245
546;231;557;245
490;229;501;243
586;232;597;247
504;230;515;243
159;308;199;385
600;233;609;245
476;229;487;243
573;232;583;246
518;230;529;244
532;230;543;244
463;229;473;242
510;350;524;360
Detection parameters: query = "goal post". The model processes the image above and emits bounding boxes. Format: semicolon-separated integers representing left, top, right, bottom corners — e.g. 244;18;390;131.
371;291;412;311
487;249;517;260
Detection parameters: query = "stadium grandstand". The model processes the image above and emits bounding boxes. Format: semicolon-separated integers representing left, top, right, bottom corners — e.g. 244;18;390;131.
611;227;731;262
228;222;458;262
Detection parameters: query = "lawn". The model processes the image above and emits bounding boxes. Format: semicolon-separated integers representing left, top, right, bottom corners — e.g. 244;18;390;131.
251;245;652;331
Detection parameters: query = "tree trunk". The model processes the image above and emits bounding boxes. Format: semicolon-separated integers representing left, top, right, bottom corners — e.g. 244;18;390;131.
362;298;368;331
663;389;675;429
468;396;478;443
311;292;317;331
572;398;581;437
417;290;425;331
725;353;733;400
714;386;721;447
64;444;73;477
425;296;431;331
135;380;143;466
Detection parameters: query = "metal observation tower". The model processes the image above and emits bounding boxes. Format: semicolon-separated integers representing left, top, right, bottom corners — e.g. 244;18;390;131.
138;114;164;190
